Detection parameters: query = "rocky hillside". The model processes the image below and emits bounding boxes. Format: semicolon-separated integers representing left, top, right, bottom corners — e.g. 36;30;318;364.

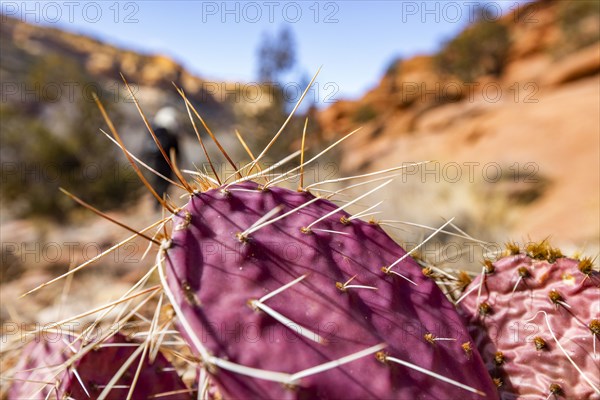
1;15;226;112
1;15;285;132
317;0;599;253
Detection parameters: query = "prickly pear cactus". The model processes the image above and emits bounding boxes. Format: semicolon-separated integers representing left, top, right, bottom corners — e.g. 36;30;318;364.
459;242;600;399
160;180;498;399
9;332;191;399
6;84;501;399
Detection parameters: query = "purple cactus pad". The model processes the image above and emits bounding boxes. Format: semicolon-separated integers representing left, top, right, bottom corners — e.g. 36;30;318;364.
9;332;191;399
163;181;498;399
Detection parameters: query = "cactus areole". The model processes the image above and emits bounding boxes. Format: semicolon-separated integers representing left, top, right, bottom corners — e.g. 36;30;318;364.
162;181;498;399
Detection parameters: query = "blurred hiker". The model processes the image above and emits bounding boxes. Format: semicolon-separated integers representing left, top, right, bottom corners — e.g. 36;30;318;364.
144;107;180;209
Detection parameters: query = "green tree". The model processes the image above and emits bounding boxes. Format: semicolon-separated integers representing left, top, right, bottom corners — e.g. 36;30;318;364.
257;27;296;83
250;26;305;163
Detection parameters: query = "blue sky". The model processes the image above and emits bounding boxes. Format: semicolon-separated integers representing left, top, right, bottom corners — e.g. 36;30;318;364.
2;1;530;101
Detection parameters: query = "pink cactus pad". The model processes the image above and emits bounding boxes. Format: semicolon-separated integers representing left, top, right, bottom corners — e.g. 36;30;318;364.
162;181;498;399
460;244;600;399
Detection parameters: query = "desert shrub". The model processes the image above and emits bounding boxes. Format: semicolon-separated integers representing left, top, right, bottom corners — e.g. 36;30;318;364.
0;55;141;220
352;104;378;123
434;17;510;82
383;57;402;78
555;1;600;56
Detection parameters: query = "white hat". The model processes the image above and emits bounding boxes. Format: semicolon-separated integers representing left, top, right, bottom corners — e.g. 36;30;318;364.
154;107;179;132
